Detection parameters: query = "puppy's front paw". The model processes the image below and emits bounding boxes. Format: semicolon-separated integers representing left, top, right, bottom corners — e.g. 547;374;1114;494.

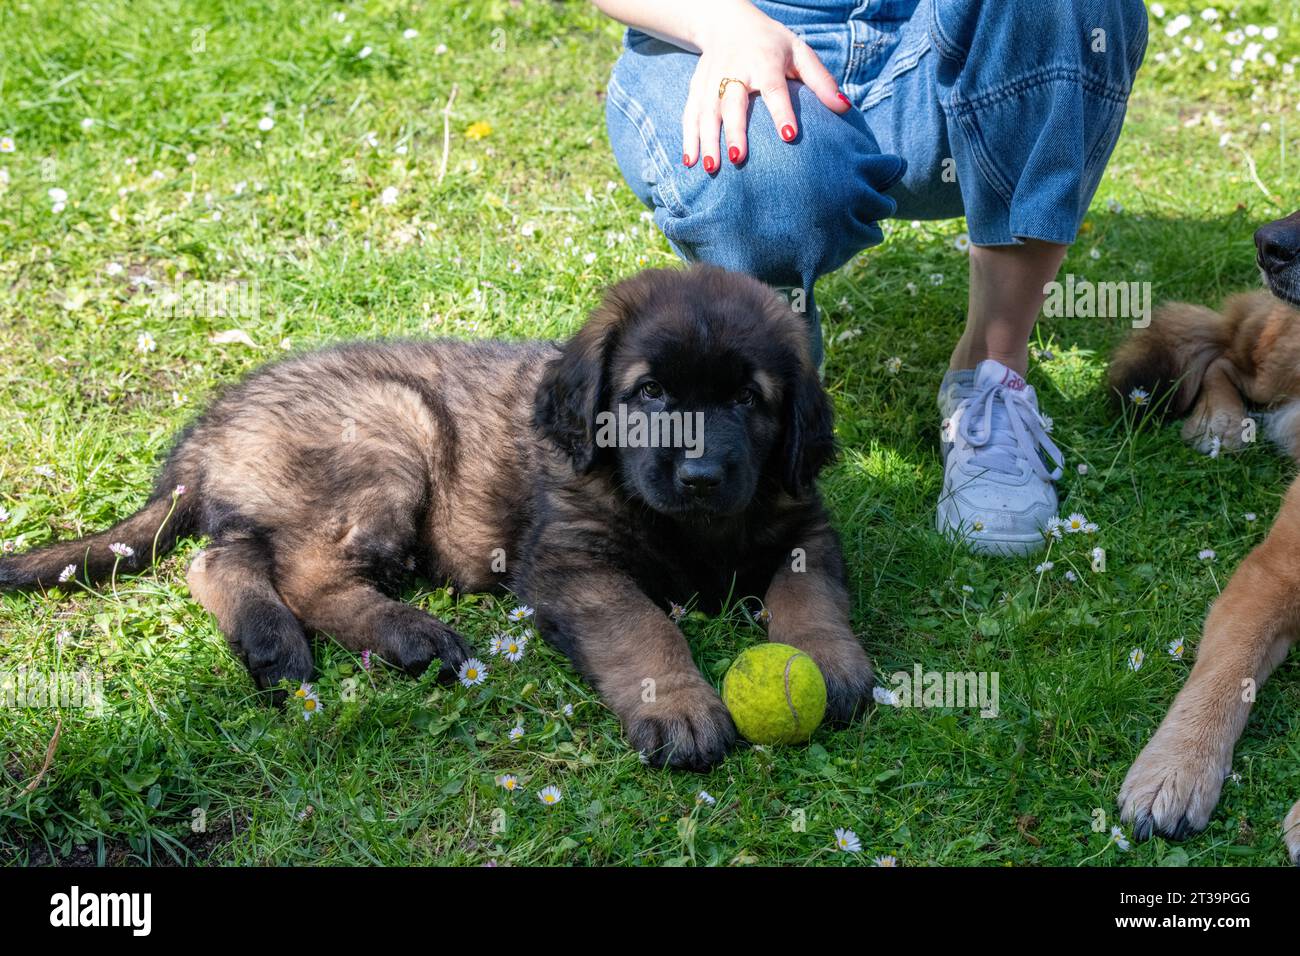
784;636;874;725
1118;724;1232;841
1284;799;1300;866
626;679;736;772
1181;413;1245;456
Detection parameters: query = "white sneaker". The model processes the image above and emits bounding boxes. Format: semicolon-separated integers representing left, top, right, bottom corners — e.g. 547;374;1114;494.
936;359;1064;556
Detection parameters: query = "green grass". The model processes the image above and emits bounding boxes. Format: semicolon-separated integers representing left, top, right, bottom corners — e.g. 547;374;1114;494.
2;0;1299;866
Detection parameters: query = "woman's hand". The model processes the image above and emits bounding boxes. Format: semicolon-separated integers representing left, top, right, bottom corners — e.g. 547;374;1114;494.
683;1;851;171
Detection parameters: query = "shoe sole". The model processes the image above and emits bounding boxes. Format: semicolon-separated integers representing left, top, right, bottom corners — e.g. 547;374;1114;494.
935;515;1046;557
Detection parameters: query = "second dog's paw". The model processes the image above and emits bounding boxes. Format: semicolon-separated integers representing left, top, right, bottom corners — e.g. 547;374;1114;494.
1118;727;1232;841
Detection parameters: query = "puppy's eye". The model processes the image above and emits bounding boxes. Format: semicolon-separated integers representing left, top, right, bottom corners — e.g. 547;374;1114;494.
735;387;758;406
640;381;664;400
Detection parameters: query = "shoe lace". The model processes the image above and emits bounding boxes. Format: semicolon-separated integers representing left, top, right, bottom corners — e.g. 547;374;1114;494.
952;383;1064;481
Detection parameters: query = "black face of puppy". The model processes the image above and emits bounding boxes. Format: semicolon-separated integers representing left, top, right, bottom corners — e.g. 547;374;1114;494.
535;266;835;518
1255;210;1300;306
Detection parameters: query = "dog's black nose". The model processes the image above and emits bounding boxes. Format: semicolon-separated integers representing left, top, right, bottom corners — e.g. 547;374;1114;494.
1255;216;1300;274
677;459;723;496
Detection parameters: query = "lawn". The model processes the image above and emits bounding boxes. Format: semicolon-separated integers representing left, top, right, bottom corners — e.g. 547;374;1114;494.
1;0;1298;866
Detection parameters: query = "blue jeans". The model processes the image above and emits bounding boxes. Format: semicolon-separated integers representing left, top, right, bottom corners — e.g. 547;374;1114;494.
605;0;1149;364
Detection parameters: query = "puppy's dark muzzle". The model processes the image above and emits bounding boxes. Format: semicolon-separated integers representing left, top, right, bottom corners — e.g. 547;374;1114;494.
675;459;724;499
1255;212;1300;277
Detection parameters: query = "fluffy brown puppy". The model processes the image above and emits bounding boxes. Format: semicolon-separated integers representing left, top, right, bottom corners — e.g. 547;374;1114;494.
0;265;874;771
1108;282;1300;863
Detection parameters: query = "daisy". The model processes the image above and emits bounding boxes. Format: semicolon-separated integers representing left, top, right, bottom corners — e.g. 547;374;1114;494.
1106;198;1123;213
1045;516;1064;540
1128;647;1145;672
562;703;573;717
508;723;525;741
1063;570;1077;583
1083;522;1099;534
507;604;534;622
668;601;686;622
1129;387;1150;406
537;785;562;806
960;584;974;594
1035;560;1054;574
0;506;7;523
884;356;903;375
488;633;506;656
48;186;68;214
81;118;95;130
457;657;487;687
33;465;55;479
1089;247;1101;260
358;45;373;59
1110;825;1131;851
929;273;944;285
380;186;398;206
174;484;187;497
953;233;971;253
872;686;900;707
754;606;771;625
109;542;134;558
137;331;156;353
58;564;76;583
361;649;372;671
0;136;13;153
403;28;418;39
1064;513;1087;533
1167;638;1185;660
294;683;322;721
696;791;716;806
873;855;898;867
258;116;275;132
434;43;448;55
496;774;520;792
1198;548;1216;561
502;634;527;663
834;828;861;853
1244;512;1257;522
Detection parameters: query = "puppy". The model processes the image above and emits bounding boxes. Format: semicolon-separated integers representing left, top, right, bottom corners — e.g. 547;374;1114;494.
0;266;874;771
1109;214;1300;863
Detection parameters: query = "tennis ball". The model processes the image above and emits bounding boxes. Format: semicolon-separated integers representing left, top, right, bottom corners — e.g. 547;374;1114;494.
722;643;826;745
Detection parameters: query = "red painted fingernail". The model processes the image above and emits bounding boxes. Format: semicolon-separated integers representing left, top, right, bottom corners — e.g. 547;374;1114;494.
683;152;691;166
781;124;796;142
837;92;851;106
703;155;716;173
728;145;740;163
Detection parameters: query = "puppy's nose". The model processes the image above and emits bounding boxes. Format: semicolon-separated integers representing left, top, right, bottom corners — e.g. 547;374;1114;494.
1255;217;1300;274
676;459;723;497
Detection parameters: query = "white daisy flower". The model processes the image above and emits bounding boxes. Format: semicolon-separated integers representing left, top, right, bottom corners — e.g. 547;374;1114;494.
754;605;771;625
537;785;562;806
1065;513;1087;534
508;723;524;741
872;686;900;707
1164;13;1191;37
696;791;716;806
33;465;55;479
109;542;134;558
0;136;14;153
1106;198;1123;213
380;186;398;206
457;657;487;687
488;634;506;656
562;703;574;717
668;601;686;622
105;262;124;276
434;43;448;55
58;564;76;583
0;506;8;523
502;634;527;663
1035;561;1054;574
1167;638;1185;660
1110;825;1131;851
873;854;898;867
1201;8;1219;21
929;273;944;285
403;28;419;39
1077;463;1088;475
1128;647;1145;672
81;118;95;130
1149;2;1164;16
884;356;903;375
358;45;373;59
1045;516;1064;540
1244;512;1257;522
1129;387;1150;406
1198;548;1216;561
496;774;520;791
953;233;971;253
834;828;861;853
1063;570;1077;583
258;116;275;132
136;331;156;353
294;683;322;721
508;605;534;622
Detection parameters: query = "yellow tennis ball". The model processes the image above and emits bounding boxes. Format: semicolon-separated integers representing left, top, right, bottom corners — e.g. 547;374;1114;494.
722;643;826;745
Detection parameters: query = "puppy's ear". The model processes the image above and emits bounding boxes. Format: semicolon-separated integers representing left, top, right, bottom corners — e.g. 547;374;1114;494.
535;282;639;472
781;364;837;496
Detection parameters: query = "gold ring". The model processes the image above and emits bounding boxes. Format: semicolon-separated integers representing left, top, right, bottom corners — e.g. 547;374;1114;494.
718;77;746;100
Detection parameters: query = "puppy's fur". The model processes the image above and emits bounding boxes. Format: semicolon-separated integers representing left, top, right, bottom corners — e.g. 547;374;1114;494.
0;266;873;771
1109;216;1300;863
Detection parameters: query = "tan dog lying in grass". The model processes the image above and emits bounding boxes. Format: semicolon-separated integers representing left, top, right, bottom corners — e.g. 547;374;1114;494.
1108;212;1300;864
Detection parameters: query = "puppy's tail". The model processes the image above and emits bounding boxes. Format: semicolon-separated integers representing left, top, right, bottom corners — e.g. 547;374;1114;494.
1107;300;1235;419
0;450;201;593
